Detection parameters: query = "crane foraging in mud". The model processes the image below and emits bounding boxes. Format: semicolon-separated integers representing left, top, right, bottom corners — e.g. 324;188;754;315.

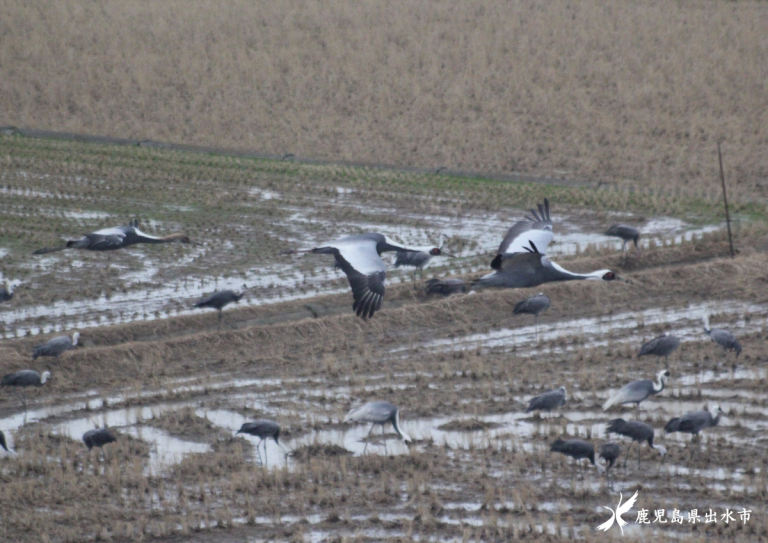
606;419;667;467
32;332;80;361
194;285;247;331
473;199;629;290
283;233;439;319
525;386;566;417
702;316;742;359
638;334;680;368
549;439;605;478
664;405;723;442
1;369;51;418
237;419;287;466
34;219;199;253
605;224;641;259
344;401;411;453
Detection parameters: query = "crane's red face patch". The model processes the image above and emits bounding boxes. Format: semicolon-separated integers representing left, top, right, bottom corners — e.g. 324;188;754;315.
430;248;441;256
603;272;616;281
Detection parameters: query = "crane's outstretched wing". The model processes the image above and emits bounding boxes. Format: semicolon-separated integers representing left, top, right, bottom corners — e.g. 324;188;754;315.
496;199;554;259
81;227;129;250
596;508;616;532
330;240;387;319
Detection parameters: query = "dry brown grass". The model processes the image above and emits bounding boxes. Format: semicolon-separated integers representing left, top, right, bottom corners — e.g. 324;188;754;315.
1;1;767;201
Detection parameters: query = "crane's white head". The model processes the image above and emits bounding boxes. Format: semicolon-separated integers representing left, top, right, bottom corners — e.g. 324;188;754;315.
559;386;567;400
72;332;80;345
40;371;51;384
710;404;724;417
702;314;711;331
655;444;667;458
657;369;671;383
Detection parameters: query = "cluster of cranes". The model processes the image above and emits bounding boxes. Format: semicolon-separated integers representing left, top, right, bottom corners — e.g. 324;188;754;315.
0;199;744;476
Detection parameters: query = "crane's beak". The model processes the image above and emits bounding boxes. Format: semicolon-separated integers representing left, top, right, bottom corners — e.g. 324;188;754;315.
616;276;633;285
443;253;457;258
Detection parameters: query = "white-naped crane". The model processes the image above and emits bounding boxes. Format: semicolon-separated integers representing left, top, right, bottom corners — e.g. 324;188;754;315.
284;233;437;319
703;316;742;358
549;439;605;478
424;278;467;296
664;405;723;442
1;369;51;418
638;334;680;368
194;285;247;331
473;199;628;290
513;292;551;339
394;234;455;276
605;224;641;259
237;419;287;466
525;386;566;417
606;419;667;467
32;332;79;361
34;219;198;254
603;370;670;414
344;401;411;453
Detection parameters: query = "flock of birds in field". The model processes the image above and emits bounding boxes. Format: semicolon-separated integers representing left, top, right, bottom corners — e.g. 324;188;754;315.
0;198;746;477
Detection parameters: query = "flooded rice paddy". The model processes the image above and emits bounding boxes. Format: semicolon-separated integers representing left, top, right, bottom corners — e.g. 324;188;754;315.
0;137;766;542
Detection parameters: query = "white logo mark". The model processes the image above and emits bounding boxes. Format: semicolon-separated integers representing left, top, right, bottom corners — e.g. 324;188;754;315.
597;490;639;535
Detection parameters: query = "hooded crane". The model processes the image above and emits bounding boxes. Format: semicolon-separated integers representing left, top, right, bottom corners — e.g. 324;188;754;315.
32;332;79;361
194;285;247;331
664;405;723;442
513;292;551;339
237;420;287;466
424;278;467;296
598;442;621;475
473;199;628;290
394;235;455;276
525;386;566;417
344;401;411;453
638;334;680;368
606;419;667;467
549;439;605;478
285;233;437;319
79;428;117;460
34;219;197;254
605;225;640;258
702;316;742;358
1;370;50;417
0;282;16;304
603;370;670;413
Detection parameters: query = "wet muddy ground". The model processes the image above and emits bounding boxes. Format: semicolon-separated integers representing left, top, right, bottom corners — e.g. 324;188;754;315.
0;136;767;542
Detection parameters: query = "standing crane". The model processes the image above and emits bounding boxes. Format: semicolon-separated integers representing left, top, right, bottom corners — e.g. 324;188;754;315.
603;370;670;414
284;233;438;319
664;405;723;442
638;334;680;367
34;219;198;253
32;332;80;361
1;370;51;418
606;419;667;467
703;316;742;358
237;420;287;466
344;401;411;453
194;285;247;331
525;386;566;417
79;428;117;460
513;292;551;339
473;199;628;290
605;225;640;259
549;439;605;478
598;442;621;475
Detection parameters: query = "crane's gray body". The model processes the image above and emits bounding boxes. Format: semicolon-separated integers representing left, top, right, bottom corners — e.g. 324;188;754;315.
395;251;432;269
0;284;14;304
83;428;117;450
514;293;551;317
705;327;741;356
2;370;49;388
550;439;603;474
195;290;244;312
665;407;722;437
344;401;411;445
599;442;621;470
424;278;467;296
237;420;281;443
605;224;640;254
606;418;666;466
526;387;566;413
33;333;79;360
638;334;680;365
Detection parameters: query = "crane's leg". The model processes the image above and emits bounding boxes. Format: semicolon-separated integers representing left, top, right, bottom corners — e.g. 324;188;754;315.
263;440;268;467
255;438;264;465
637;445;642;468
217;310;222;332
363;424;376;454
623;442;634;469
534;315;539;342
383;424;388;454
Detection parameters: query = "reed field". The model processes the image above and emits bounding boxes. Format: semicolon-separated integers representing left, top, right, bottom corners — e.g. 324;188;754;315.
0;135;766;542
1;0;768;203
